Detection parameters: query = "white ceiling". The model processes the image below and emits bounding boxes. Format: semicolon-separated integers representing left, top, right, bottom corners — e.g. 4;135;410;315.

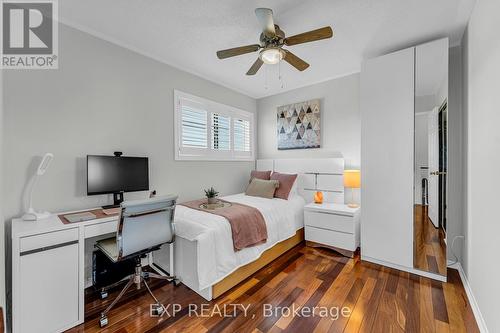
59;0;476;99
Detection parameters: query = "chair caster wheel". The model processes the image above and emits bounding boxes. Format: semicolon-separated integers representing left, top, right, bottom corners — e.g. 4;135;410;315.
173;278;181;287
99;315;108;328
151;304;164;316
100;291;108;299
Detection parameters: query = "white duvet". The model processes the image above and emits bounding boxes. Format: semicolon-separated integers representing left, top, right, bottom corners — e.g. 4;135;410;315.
174;193;305;290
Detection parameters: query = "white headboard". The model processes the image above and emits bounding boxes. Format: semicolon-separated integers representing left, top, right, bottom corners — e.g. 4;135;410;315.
256;158;345;204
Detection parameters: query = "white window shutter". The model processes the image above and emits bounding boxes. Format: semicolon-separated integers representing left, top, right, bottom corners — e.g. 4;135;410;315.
234;118;251;152
180;99;208;149
174;90;254;161
211;113;231;151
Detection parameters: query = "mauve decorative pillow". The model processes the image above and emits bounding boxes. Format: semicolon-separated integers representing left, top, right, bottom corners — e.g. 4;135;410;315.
245;178;280;199
270;172;298;200
249;170;272;183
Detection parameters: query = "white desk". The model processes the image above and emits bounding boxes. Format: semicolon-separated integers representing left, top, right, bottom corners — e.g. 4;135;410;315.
11;209;171;333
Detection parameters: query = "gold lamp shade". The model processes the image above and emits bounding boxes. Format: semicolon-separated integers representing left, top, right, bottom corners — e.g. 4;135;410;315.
344;170;360;208
344;170;361;188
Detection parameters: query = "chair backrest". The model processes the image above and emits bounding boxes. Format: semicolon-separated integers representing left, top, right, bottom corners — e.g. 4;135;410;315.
116;195;177;260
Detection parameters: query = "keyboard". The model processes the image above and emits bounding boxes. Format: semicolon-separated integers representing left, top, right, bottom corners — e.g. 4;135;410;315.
64;212;97;223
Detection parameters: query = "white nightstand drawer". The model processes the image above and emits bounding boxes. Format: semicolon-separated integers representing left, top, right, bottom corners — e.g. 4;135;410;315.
305;226;357;251
304;211;354;234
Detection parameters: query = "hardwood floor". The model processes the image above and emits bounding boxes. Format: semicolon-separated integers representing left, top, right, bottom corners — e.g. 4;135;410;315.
414;205;447;275
0;307;4;333
67;244;478;333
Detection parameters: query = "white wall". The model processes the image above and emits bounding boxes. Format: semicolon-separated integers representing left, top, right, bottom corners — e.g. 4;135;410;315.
2;24;256;223
257;74;360;167
463;0;500;331
256;74;360;203
3;24;258;303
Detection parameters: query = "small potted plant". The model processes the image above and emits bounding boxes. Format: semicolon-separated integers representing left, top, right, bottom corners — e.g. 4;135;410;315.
204;187;219;204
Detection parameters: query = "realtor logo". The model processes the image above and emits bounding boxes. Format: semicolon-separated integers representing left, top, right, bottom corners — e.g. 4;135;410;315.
1;0;58;69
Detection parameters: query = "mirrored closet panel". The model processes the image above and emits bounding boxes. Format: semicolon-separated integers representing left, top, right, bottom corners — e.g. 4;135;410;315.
413;39;448;276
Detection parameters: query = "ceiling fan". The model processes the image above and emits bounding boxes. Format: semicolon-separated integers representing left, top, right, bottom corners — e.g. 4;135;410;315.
216;8;333;75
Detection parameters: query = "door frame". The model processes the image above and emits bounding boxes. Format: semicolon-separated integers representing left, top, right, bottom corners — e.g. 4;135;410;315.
438;100;448;234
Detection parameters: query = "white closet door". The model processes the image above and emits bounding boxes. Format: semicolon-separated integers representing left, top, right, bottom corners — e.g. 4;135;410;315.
361;47;415;269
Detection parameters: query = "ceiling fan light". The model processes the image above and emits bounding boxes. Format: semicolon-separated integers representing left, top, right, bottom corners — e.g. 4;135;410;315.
260;48;284;65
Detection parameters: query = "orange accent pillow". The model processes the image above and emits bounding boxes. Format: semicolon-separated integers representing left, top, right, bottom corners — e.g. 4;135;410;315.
270;172;298;200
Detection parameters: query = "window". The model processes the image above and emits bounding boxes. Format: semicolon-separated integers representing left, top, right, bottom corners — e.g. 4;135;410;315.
174;90;255;161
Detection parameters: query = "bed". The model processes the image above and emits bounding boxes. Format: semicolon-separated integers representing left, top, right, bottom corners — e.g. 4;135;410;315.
152;157;345;300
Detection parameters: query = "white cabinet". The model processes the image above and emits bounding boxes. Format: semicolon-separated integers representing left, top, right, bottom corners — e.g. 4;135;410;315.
361;39;448;280
11;213;122;332
304;203;360;257
361;47;415;269
14;229;80;333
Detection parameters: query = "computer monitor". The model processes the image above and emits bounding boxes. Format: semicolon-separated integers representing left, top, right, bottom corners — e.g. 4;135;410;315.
87;155;149;208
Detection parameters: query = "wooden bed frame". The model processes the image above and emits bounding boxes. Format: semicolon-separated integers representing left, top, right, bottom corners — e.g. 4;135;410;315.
152;157;344;301
212;228;304;298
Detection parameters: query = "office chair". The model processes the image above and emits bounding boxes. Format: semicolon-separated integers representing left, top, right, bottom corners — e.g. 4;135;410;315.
95;195;179;327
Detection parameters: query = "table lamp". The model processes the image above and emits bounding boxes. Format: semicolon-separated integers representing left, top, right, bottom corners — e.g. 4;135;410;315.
344;170;360;208
23;153;54;221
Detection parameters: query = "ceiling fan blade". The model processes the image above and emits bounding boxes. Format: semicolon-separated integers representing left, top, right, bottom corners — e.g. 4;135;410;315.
283;50;310;71
255;8;276;37
284;26;333;46
246;58;264;75
216;44;261;59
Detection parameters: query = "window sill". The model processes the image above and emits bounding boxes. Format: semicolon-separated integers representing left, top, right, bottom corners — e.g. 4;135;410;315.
175;155;255;162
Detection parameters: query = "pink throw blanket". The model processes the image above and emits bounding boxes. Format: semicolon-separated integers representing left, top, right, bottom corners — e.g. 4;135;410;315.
179;199;268;251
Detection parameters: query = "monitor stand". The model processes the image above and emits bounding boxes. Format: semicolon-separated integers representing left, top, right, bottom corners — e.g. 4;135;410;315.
102;192;124;209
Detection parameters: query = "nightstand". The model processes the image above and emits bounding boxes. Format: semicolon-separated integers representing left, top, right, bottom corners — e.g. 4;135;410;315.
304;202;360;258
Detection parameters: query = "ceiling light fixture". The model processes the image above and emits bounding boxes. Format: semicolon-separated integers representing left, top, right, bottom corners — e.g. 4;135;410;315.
259;47;284;65
216;8;333;75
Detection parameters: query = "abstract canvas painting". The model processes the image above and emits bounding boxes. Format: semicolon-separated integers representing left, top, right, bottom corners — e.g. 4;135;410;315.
277;99;321;150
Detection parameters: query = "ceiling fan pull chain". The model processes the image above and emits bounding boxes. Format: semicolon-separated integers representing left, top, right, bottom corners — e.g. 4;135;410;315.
278;60;281;80
278;61;284;89
265;65;269;90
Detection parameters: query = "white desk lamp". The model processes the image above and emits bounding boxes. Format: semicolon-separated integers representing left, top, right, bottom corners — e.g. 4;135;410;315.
22;153;54;221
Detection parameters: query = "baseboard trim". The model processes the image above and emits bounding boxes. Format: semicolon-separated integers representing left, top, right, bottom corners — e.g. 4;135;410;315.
361;255;446;282
448;262;489;333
